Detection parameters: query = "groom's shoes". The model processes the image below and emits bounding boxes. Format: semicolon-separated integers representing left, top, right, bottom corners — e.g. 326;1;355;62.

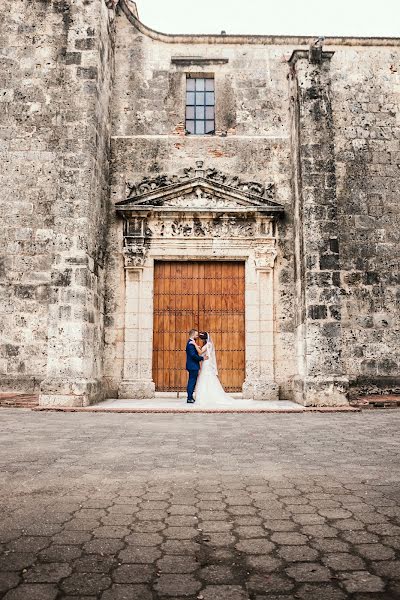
187;398;195;403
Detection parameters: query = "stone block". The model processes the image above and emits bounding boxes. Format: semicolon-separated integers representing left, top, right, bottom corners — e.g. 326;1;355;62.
118;379;155;399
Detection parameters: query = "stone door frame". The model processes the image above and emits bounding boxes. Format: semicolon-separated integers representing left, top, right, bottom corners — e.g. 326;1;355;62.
118;233;279;401
115;162;284;400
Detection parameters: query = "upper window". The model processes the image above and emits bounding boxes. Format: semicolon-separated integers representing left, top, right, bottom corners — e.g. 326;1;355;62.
185;76;215;135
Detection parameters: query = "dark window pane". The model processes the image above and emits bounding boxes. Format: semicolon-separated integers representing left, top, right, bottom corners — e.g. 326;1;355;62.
195;121;205;134
195;106;205;119
186;120;195;134
186;92;195;105
205;106;214;119
205;78;214;91
186;78;195;91
195;92;205;106
195;78;205;91
205;120;215;133
205;92;215;106
186;106;194;119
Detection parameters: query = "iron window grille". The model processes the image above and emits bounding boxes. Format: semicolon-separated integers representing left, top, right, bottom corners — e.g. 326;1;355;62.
185;76;215;135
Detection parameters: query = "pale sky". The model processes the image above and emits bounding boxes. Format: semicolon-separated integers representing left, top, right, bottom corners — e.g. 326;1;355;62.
137;0;400;38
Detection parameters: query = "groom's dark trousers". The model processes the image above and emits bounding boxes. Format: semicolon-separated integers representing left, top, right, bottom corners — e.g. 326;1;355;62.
186;339;204;401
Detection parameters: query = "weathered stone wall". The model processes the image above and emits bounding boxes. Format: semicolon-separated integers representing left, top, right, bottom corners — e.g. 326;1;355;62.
104;10;297;398
332;47;400;397
2;0;399;403
0;1;115;404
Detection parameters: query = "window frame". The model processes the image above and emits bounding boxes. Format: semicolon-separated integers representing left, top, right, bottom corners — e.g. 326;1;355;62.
185;74;215;136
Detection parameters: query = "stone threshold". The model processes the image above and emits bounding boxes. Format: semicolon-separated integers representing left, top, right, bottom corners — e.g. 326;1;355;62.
32;405;360;414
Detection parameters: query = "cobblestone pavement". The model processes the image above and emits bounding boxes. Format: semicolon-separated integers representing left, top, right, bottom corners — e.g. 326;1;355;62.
1;409;400;600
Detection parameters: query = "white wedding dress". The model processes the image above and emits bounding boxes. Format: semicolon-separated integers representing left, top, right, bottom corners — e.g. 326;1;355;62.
194;335;232;405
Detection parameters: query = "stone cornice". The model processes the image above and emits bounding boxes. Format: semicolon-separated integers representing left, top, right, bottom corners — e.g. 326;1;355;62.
115;0;400;47
115;162;284;216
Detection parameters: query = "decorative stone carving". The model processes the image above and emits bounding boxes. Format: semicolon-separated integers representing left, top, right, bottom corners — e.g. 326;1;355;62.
254;246;277;269
125;161;275;202
105;0;119;8
122;242;147;268
146;216;257;239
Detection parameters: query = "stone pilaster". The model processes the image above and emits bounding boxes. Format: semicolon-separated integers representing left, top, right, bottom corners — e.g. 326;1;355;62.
38;1;116;407
289;46;349;406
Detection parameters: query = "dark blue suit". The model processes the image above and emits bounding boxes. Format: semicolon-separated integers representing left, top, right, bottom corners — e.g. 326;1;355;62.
186;339;204;401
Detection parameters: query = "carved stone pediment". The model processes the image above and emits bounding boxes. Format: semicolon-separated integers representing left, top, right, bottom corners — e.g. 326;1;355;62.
116;162;284;216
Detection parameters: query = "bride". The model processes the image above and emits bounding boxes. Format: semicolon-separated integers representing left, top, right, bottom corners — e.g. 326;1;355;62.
190;332;232;405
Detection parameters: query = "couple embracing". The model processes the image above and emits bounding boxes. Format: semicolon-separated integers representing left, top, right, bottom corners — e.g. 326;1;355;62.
185;328;231;405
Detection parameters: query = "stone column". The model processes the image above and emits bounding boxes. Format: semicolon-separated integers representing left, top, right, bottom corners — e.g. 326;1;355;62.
289;46;349;406
243;245;279;401
118;252;155;399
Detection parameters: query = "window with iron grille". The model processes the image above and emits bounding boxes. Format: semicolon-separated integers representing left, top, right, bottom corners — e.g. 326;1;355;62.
185;76;215;135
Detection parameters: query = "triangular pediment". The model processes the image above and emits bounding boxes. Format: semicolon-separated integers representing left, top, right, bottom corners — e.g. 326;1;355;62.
116;164;284;215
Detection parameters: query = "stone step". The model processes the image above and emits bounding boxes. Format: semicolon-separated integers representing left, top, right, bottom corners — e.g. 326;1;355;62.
351;395;400;409
0;393;39;408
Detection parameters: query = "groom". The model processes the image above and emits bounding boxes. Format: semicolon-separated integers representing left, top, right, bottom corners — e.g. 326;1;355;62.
186;328;207;403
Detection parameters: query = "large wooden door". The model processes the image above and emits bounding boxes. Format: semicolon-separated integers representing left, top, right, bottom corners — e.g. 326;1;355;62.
153;261;245;392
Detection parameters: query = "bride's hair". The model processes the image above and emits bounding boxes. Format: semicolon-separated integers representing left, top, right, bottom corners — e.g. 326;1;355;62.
199;331;208;341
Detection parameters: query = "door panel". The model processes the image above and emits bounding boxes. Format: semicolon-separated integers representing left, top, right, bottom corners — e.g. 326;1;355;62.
152;261;245;392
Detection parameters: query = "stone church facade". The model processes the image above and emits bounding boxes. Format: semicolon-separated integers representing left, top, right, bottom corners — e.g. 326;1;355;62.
1;0;399;406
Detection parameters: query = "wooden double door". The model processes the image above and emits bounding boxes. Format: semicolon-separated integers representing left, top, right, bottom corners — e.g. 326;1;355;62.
153;261;245;392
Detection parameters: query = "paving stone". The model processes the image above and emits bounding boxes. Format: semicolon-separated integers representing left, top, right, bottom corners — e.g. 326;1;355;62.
155;574;201;596
228;506;257;516
202;585;249;600
235;539;275;554
301;525;338;538
83;539;125;554
112;564;153;583
118;546;161;563
235;526;265;538
341;530;379;544
354;543;395;560
292;513;326;525
245;555;283;572
285;562;332;582
60;573;111;595
168;505;197;515
247;573;295;592
23;563;72;583
201;520;233;533
64;519;99;531
322;553;366;571
200;565;236;583
318;509;353;519
101;584;152;599
164;526;198;539
162;540;200;555
3;584;59;600
278;545;319;562
270;532;308;545
0;552;36;571
204;532;236;546
295;583;346;599
73;555;118;573
263;519;296;532
198;511;227;521
51;531;91;545
125;532;163;546
131;521;165;532
338;571;385;593
92;526;130;539
0;572;20;593
157;555;199;573
381;535;400;549
370;560;400;579
7;536;51;553
367;523;400;536
311;539;350;553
